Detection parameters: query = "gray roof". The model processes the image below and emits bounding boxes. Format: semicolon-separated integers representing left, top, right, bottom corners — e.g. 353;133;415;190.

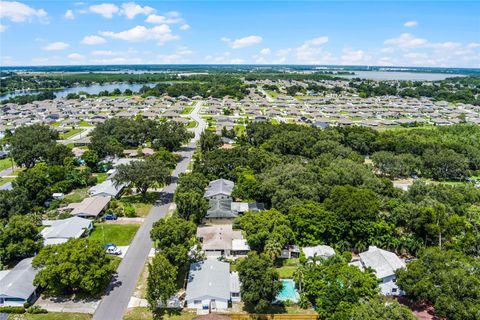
0;258;38;300
68;196;111;217
204;179;234;198
302;245;335;260
41;217;92;245
89;179;126;198
186;258;230;301
358;246;406;279
206;199;237;219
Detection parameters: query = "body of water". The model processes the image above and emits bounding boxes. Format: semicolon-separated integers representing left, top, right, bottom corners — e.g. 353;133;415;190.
339;71;465;81
0;83;156;101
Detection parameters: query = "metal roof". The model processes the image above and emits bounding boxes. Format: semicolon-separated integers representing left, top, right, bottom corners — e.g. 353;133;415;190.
204;179;234;199
358;246;406;279
41;217;92;243
186;258;230;301
0;258;38;300
206;199;237;219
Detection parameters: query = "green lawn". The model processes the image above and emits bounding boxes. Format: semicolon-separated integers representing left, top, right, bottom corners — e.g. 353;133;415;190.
123;308;196;320
60;128;84;139
186;120;198;128
89;223;140;246
10;313;92;320
95;172;108;183
78;120;91;127
0;157;14;171
62;187;90;204
119;193;157;217
275;258;299;279
180;106;194;114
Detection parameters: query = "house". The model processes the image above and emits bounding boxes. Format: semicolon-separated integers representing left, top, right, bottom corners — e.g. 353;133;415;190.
350;246;406;296
0;258;39;307
67;196;111;218
89;179;126;198
205;199;237;222
302;245;335;262
41;216;93;245
204;179;234;200
196;225;250;257
186;258;239;310
280;245;300;259
231;202;264;214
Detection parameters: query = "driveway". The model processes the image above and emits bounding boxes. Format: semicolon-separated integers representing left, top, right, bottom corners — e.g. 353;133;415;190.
93;101;206;320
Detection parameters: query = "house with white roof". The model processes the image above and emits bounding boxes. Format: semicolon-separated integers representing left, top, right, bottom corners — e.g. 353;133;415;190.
41;216;93;245
204;179;234;200
0;258;38;307
350;246;406;296
185;258;240;310
89;179;126;198
302;245;335;262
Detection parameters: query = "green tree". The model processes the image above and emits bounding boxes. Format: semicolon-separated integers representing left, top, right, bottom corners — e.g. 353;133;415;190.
0;215;43;267
150;217;197;267
302;256;379;319
174;191;208;223
199;131;222;153
423;148;469;180
81;150;100;169
11;124;60;168
396;247;480;320
349;297;417;320
146;253;177;309
113;157;172;195
32;239;115;296
237;252;282;313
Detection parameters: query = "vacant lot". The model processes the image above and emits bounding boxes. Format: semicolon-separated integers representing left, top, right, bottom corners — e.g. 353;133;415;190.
89;223;140;246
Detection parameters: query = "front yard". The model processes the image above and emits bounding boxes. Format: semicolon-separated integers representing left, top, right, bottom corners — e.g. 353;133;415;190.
89;223;140;246
9;313;92;320
124;308;197;320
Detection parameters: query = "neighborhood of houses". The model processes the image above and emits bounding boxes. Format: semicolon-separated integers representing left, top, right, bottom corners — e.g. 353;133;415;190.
0;174;407;313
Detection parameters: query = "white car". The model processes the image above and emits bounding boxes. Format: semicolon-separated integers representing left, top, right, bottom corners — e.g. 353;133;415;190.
106;246;122;255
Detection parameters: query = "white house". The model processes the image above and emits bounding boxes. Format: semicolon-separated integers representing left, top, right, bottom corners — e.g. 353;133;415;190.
41;216;93;245
204;179;234;201
302;244;335;262
350;246;406;296
186;258;239;310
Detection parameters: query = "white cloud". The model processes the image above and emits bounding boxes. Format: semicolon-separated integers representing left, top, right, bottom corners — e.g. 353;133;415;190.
404;21;418;27
120;2;154;19
467;42;480;49
145;12;184;25
222;35;263;49
68;53;85;60
91;50;116;56
180;24;190;31
295;36;333;64
0;24;6;32
64;9;74;19
100;25;178;45
0;1;47;23
341;48;372;65
428;41;461;50
89;3;119;18
43;42;70;51
81;35;107;45
381;47;395;54
384;33;427;48
260;48;271;55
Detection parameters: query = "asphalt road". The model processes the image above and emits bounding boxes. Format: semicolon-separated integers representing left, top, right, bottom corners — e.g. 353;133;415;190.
93;102;206;320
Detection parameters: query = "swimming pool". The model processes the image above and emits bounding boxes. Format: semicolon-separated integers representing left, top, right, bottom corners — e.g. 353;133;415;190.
276;279;300;303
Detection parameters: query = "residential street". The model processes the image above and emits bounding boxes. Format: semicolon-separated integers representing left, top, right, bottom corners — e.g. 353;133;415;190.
93;101;205;320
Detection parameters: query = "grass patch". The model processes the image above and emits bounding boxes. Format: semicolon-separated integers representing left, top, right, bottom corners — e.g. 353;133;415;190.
0;157;15;171
0;176;15;186
124;308;196;320
60;128;84;139
180;106;194;114
12;313;92;320
95;172;108;183
89;223;140;246
186;120;197;128
275;258;299;279
63;187;90;204
78;120;91;127
119;192;157;217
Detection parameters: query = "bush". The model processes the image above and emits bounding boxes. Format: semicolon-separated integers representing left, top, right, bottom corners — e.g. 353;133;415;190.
124;205;136;217
27;305;48;314
0;306;26;314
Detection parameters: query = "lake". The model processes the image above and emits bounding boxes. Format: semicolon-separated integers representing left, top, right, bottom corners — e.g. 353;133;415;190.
339;71;465;81
0;83;156;101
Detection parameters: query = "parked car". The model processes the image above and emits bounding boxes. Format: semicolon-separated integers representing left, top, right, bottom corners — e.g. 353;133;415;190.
105;213;118;220
106;246;122;255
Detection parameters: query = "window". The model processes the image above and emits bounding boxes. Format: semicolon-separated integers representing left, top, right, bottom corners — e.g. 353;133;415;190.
392;288;397;293
232;292;240;297
194;300;201;305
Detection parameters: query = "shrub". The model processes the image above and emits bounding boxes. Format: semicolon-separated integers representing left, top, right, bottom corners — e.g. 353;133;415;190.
27;305;48;314
124;205;136;217
0;306;26;314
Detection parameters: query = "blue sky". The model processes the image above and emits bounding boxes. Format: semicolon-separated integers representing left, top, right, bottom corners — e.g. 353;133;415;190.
0;1;479;67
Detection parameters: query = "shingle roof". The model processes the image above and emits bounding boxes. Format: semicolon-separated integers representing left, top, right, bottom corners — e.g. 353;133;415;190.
302;245;335;260
358;246;406;279
69;196;111;217
41;217;92;244
89;179;126;198
0;258;38;300
204;179;234;199
186;258;230;301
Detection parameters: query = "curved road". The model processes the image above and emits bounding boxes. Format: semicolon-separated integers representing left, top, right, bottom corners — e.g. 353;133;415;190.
93;102;205;320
